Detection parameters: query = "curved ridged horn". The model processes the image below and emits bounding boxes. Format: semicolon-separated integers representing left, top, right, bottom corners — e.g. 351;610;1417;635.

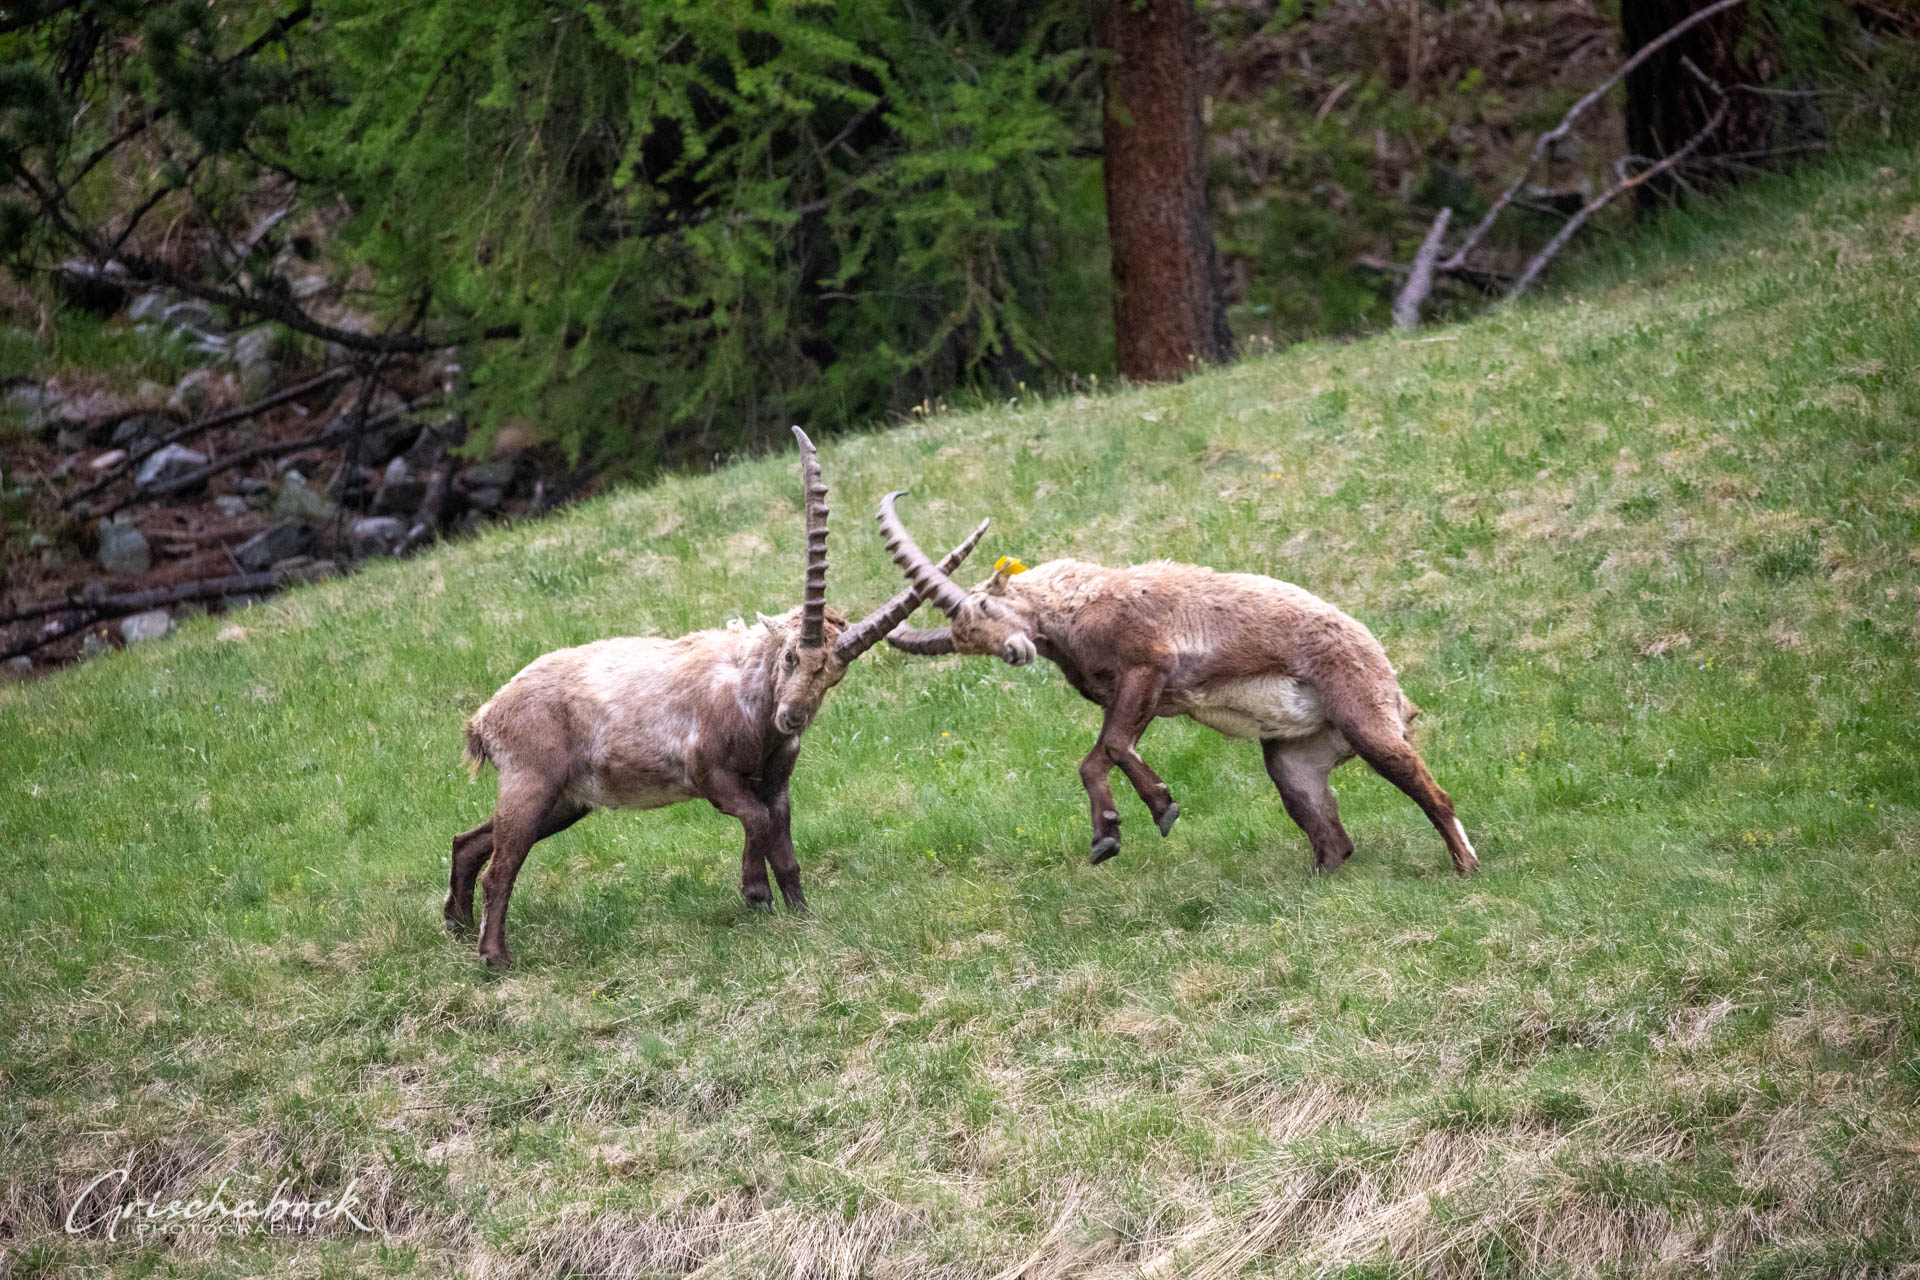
834;518;988;664
876;490;971;618
792;425;829;648
885;626;956;655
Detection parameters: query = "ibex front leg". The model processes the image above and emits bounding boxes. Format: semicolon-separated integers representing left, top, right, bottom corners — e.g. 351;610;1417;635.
753;735;808;913
704;763;808;913
1082;667;1175;863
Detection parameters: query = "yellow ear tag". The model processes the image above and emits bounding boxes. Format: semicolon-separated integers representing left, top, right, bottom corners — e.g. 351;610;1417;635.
994;555;1029;575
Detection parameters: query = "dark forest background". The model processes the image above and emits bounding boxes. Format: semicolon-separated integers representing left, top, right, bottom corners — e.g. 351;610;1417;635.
4;1;1916;472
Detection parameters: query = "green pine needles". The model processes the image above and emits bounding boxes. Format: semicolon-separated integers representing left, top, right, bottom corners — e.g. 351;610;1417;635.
295;0;1110;461
3;0;1111;463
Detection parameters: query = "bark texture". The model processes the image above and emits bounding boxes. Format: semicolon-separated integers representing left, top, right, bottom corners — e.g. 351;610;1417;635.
1096;0;1232;382
1621;0;1772;207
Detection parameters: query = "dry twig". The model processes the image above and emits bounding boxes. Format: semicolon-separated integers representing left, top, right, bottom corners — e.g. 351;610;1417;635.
1439;0;1747;274
1507;59;1728;299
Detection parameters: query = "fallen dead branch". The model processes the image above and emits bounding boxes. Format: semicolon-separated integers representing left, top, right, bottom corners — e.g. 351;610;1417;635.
1439;0;1747;274
61;365;357;511
1507;59;1729;298
1;566;326;661
1387;0;1748;327
85;404;411;519
1393;207;1451;330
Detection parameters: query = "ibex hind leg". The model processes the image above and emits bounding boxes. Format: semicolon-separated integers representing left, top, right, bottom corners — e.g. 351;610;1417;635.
448;800;590;935
1262;732;1355;873
446;820;496;933
1320;690;1482;882
475;770;590;970
1328;699;1478;875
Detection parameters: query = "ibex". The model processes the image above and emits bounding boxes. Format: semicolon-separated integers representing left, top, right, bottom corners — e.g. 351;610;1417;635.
875;494;1478;876
449;429;987;969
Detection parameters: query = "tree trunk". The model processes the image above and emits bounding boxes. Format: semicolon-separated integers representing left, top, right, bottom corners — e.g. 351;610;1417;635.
1095;0;1231;382
1621;0;1774;208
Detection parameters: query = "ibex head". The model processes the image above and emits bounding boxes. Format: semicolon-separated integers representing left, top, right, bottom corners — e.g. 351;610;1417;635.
876;491;1038;667
772;432;992;734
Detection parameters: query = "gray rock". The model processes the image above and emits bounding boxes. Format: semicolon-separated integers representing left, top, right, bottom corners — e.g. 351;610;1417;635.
237;474;271;495
47;388;134;441
135;443;208;490
235;519;313;572
5;383;54;431
127;291;172;322
320;310;377;364
169;368;224;417
270;556;338;580
383;455;411;487
79;631;112;659
371;478;426;517
4;655;32;678
212;494;250;517
56;424;90;452
273;472;335;522
465;485;505;512
463;459;518;491
163;299;219;333
349;516;407;558
90;449;127;471
97;519;151;574
232;326;280;368
56;259;130;314
423;349;467;396
239;359;278;400
119;609;174;644
406;419;462;467
233;326;282;399
111;413;172;447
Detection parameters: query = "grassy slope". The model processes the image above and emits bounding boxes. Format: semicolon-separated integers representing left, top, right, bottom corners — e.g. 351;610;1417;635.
4;150;1918;1279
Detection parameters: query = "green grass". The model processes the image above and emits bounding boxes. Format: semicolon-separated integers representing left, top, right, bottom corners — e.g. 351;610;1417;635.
5;149;1919;1278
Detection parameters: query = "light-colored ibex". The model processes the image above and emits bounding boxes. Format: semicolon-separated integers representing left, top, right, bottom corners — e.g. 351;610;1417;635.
450;430;987;968
875;494;1478;876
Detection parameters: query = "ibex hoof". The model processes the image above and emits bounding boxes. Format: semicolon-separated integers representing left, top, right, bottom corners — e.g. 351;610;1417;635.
1313;847;1351;874
1089;835;1120;865
480;948;514;971
1156;803;1180;838
743;891;775;914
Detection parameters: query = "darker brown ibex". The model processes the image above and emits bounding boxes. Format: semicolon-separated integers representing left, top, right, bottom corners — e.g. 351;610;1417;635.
875;494;1478;877
449;430;987;968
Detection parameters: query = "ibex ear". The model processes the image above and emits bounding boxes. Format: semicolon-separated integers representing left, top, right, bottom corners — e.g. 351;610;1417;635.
756;611;779;631
986;554;1027;595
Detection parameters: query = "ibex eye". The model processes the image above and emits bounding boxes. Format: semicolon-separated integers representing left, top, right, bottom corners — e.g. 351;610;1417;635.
785;650;799;669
